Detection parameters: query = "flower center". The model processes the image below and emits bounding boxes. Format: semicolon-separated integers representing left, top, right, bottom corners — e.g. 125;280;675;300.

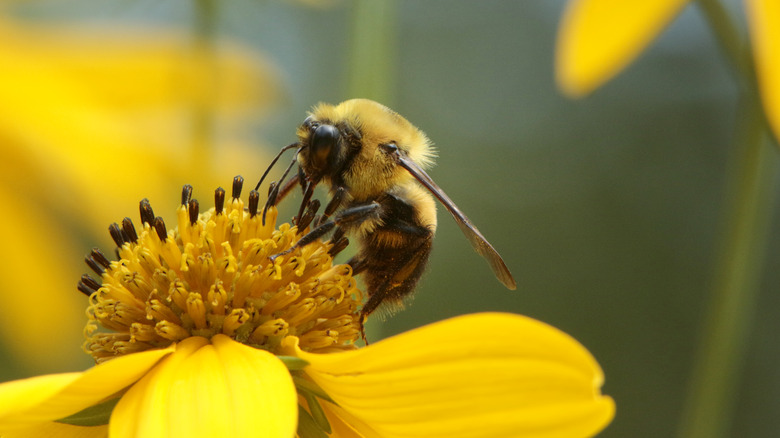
80;176;362;363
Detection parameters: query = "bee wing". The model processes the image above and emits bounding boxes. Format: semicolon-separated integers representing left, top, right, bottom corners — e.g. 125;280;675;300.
397;155;517;290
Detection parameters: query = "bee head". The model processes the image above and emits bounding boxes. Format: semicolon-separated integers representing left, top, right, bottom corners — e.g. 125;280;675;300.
298;99;436;199
296;114;356;186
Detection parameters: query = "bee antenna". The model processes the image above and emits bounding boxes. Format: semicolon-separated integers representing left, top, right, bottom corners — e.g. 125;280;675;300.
262;147;305;225
254;143;299;192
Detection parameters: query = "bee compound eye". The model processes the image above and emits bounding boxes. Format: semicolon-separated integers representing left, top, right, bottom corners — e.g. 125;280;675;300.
311;124;340;165
302;116;317;129
380;142;399;154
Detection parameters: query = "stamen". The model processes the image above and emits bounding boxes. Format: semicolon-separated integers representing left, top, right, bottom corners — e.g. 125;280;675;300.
108;223;125;248
248;190;259;218
77;275;101;297
186;292;208;330
85;255;105;276
153;217;167;241
181;184;193;206
188;199;199;225
222;308;250;336
139;198;155;226
155;320;190;341
215;187;225;215
121;218;138;244
90;248;112;270
232;176;244;199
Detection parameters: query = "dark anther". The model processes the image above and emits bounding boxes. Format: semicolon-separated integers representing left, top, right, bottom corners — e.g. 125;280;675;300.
90;248;112;270
77;282;92;297
296;199;321;234
77;275;101;297
181;184;193;206
248;190;260;218
188;199;200;225
232;175;244;200
81;274;101;291
85;255;104;275
330;227;346;243
267;181;277;198
215;187;226;215
121;217;138;243
153;217;168;241
139;199;155;226
328;236;349;257
109;223;125;247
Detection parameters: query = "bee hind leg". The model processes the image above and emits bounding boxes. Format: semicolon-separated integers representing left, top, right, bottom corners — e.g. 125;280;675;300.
358;235;432;321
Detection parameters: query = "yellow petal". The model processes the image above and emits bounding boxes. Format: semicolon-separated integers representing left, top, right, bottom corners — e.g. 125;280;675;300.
0;345;173;426
556;0;689;96
0;421;107;438
287;313;614;438
745;0;780;141
110;335;297;438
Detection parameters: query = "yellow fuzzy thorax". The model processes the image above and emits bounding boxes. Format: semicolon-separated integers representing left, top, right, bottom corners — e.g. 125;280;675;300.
307;99;437;200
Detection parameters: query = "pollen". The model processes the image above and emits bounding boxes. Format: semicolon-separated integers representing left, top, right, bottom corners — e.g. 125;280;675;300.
80;176;362;363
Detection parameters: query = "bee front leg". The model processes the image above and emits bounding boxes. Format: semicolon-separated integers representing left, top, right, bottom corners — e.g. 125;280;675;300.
312;186;348;229
269;201;381;262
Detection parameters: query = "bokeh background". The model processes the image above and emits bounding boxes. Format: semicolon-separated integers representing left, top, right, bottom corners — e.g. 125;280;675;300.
1;1;778;437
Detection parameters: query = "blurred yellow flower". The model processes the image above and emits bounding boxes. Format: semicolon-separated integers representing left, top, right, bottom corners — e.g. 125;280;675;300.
0;15;279;373
0;180;614;438
555;0;780;140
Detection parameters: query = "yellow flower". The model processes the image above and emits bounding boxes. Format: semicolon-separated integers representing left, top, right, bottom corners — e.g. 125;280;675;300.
0;178;614;437
555;0;780;139
0;15;277;371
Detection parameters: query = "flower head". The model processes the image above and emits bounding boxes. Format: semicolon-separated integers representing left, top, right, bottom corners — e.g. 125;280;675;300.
0;178;614;438
81;176;361;363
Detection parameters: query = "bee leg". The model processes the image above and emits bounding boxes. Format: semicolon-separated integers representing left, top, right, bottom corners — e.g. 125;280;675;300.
269;202;381;262
359;235;433;320
295;199;321;233
346;255;368;275
313;187;348;229
356;238;431;345
327;233;349;257
274;172;301;205
294;180;315;226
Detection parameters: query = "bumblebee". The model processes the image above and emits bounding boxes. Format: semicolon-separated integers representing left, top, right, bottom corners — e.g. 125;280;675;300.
259;99;516;320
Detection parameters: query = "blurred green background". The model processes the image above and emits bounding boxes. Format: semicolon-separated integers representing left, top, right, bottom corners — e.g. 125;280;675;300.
2;1;779;437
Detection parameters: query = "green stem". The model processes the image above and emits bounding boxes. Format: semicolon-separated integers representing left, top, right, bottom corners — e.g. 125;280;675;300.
679;2;778;437
696;0;755;91
192;0;218;177
347;0;397;103
678;96;775;438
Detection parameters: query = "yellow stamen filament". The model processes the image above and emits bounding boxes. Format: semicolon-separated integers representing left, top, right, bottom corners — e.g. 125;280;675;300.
222;308;250;336
156;321;190;341
186;292;208;330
